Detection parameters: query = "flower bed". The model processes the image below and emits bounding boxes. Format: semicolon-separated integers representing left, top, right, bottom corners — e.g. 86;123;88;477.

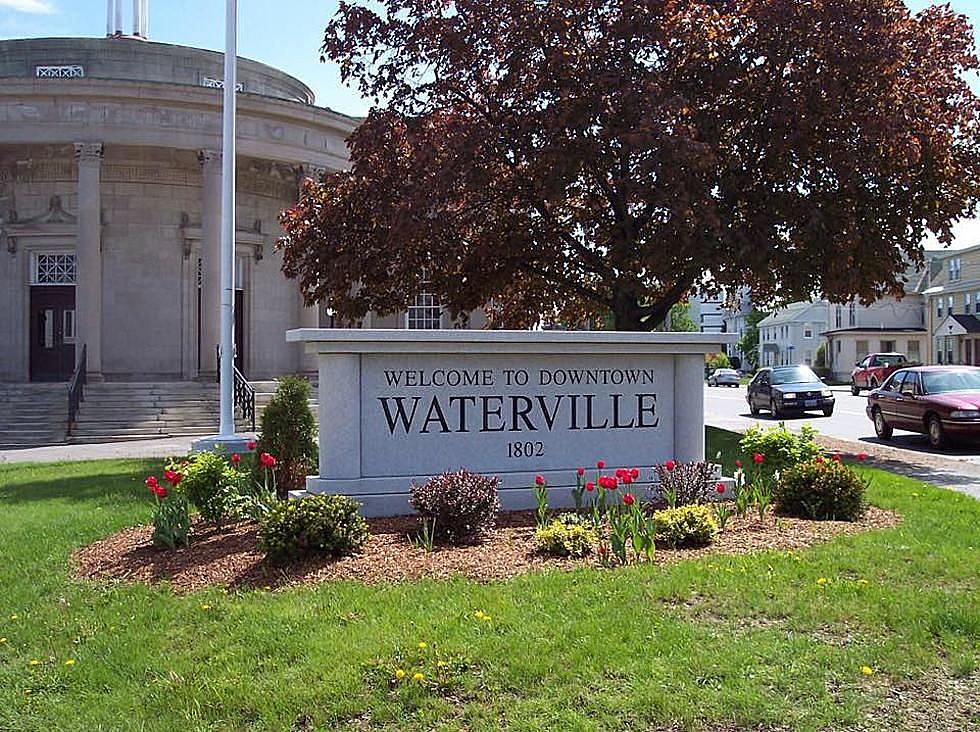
72;507;900;593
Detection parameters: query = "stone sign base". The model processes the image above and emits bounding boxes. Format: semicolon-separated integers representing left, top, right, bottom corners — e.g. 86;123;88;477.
287;328;736;517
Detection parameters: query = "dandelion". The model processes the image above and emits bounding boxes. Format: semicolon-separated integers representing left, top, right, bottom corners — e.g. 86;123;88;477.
437;660;447;668
412;672;425;682
10;614;17;621
394;668;406;680
482;614;492;622
817;577;828;586
861;666;874;676
200;604;211;611
64;659;75;667
418;641;427;650
29;659;41;666
0;637;6;644
474;610;486;620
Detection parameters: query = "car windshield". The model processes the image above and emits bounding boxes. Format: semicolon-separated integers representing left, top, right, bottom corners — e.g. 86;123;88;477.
877;354;906;366
921;370;980;394
771;366;820;385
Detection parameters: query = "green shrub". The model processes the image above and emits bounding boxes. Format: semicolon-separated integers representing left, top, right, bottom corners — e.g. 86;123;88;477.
410;470;499;544
739;423;823;477
180;450;243;524
254;376;318;498
774;461;867;521
258;494;368;561
653;504;718;548
152;494;191;550
534;514;598;557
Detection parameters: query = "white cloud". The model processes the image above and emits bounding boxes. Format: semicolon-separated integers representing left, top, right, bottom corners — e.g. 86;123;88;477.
0;0;56;13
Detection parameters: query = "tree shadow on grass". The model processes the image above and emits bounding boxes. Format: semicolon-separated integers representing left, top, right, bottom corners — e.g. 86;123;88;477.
0;463;154;506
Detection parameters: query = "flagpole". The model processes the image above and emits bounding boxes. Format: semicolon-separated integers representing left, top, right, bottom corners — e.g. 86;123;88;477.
218;0;237;438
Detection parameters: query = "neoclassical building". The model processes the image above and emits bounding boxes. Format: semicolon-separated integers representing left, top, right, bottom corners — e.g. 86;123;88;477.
0;34;356;383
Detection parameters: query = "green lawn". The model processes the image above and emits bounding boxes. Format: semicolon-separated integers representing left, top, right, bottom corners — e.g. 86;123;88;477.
0;430;978;731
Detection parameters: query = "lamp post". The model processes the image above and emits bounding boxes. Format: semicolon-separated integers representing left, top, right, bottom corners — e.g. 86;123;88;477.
193;0;250;454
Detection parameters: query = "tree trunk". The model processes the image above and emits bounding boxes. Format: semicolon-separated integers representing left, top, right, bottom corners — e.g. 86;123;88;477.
611;292;674;332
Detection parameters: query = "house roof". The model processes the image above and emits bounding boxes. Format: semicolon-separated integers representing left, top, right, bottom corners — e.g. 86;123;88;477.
758;301;828;328
821;327;927;336
950;314;980;333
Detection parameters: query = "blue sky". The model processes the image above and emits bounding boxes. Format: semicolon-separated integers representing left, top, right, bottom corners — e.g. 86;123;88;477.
2;0;980;247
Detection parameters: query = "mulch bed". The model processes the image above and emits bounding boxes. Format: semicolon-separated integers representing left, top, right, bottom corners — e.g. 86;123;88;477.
73;507;901;592
72;507;902;594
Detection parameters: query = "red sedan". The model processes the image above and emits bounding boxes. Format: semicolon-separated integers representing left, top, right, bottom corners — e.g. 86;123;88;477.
866;366;980;448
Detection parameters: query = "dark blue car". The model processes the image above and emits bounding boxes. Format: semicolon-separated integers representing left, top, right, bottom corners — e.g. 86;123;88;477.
747;365;835;418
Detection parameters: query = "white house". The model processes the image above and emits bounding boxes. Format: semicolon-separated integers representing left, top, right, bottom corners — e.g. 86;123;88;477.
757;301;829;368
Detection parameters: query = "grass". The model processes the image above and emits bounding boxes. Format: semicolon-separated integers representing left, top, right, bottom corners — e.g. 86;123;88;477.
0;432;978;731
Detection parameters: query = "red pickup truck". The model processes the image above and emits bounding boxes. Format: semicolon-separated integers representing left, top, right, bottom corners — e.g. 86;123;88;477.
850;353;911;395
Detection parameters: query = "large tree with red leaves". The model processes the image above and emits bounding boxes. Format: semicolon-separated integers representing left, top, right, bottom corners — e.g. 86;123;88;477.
280;0;980;330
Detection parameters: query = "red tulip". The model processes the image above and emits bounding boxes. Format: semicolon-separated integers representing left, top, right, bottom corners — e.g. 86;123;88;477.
247;440;257;451
577;467;585;476
629;468;639;480
622;474;633;485
585;481;595;492
597;460;605;469
231;453;241;465
815;456;824;464
534;474;545;486
715;482;726;494
832;454;841;462
155;485;167;499
753;453;764;464
664;459;676;471
857;453;868;462
622;493;635;506
260;452;276;468
735;459;743;469
145;476;159;492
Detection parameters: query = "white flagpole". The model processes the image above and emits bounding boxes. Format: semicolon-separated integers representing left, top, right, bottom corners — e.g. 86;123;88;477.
218;0;237;438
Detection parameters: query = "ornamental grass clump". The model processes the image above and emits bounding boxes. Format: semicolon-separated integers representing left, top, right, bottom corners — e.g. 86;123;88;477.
774;460;867;521
652;504;718;548
410;470;499;544
258;494;368;561
652;460;714;507
534;514;598;557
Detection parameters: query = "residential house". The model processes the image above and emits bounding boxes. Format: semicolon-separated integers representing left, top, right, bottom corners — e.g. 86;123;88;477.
921;244;980;365
757;301;829;368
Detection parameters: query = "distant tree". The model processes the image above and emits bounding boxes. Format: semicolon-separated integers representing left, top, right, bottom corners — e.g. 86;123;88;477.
706;352;732;371
280;0;980;330
738;310;769;370
667;302;698;332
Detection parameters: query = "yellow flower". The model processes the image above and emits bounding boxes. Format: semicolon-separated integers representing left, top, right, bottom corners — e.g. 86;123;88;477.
474;610;485;620
858;579;869;585
412;672;425;682
29;659;40;666
817;577;827;586
64;659;75;667
394;669;406;680
861;666;874;676
0;637;7;644
418;641;427;649
200;604;211;611
10;614;17;621
437;661;447;668
482;614;492;622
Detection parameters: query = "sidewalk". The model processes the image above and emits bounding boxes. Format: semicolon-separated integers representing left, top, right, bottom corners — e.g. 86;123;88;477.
0;434;255;465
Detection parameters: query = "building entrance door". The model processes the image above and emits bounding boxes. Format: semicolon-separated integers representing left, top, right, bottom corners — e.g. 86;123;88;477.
29;285;76;381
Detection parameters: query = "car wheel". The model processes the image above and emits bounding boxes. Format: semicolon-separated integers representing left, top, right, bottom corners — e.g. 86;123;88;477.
822;406;834;417
873;408;893;440
926;414;947;449
851;381;860;396
770;398;783;419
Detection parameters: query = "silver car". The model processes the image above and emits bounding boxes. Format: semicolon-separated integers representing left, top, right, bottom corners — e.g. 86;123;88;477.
708;368;740;387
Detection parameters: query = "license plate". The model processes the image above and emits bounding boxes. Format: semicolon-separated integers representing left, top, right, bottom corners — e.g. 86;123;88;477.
805;399;818;407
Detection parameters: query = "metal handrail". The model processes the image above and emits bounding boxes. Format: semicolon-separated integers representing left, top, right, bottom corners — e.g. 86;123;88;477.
216;345;256;431
67;344;87;435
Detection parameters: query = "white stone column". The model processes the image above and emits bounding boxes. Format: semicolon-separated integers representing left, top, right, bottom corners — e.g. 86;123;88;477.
74;142;104;381
317;353;361;482
199;150;222;377
673;354;705;462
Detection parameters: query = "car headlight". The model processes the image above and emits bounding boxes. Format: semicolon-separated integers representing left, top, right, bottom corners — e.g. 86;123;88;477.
821;389;832;398
950;410;980;419
782;392;796;400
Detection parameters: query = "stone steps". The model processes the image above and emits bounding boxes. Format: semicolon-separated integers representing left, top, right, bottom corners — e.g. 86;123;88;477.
0;383;68;447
